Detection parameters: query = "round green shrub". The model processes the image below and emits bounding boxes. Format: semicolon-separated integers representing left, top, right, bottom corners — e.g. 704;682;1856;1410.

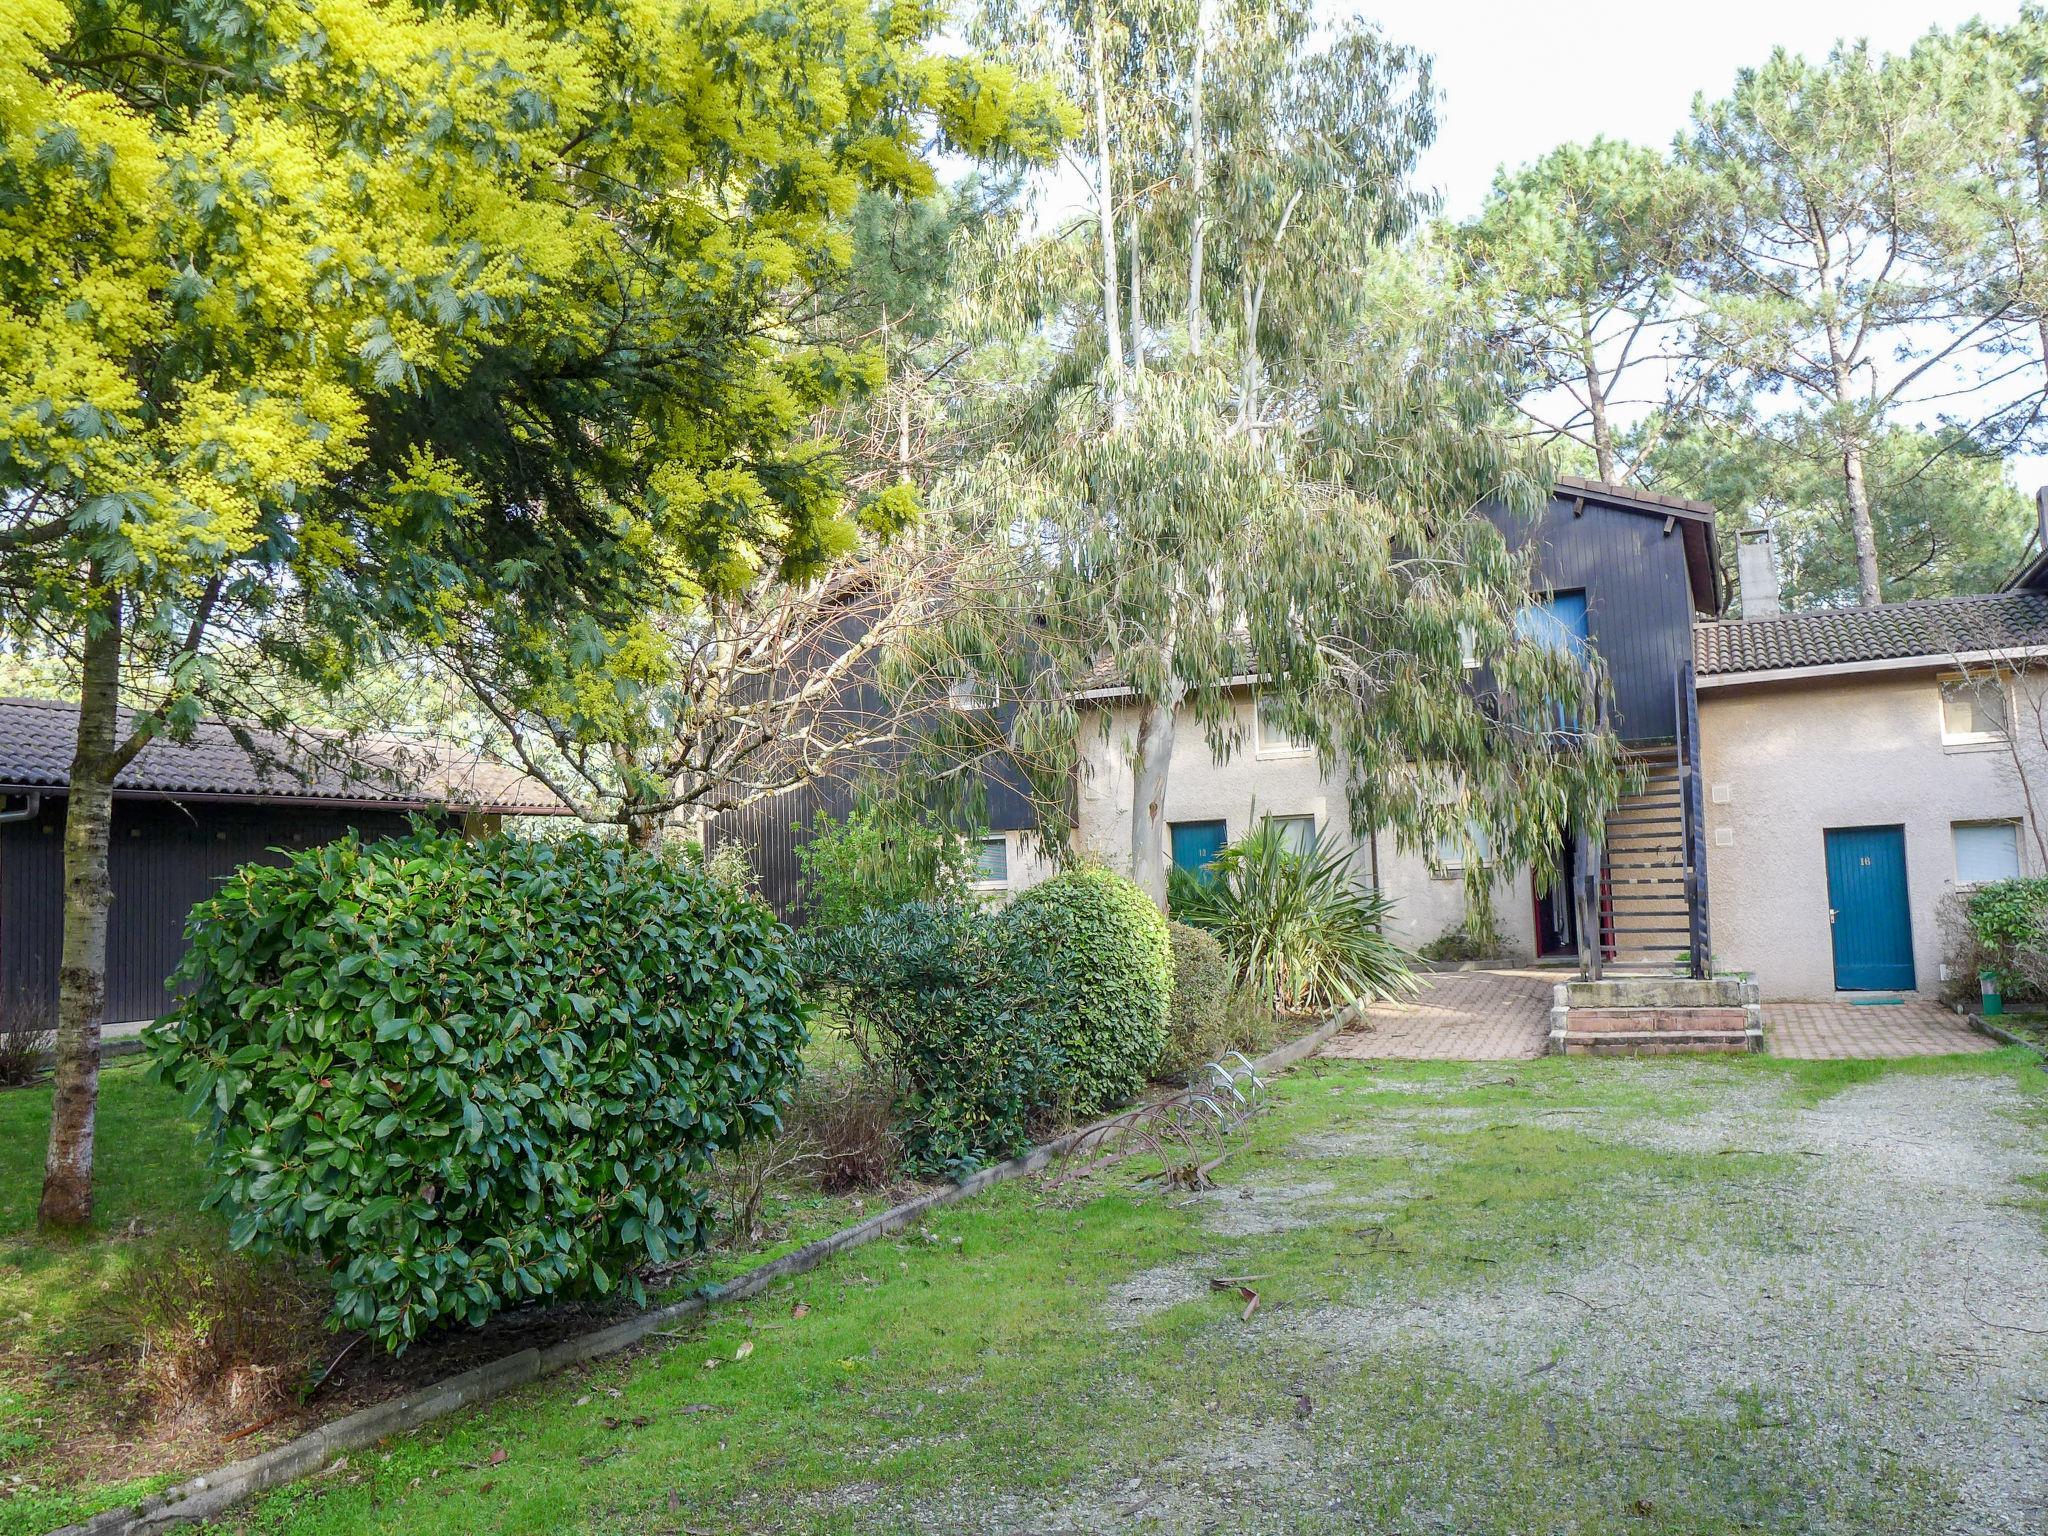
147;828;808;1353
1158;920;1234;1079
1003;865;1170;1117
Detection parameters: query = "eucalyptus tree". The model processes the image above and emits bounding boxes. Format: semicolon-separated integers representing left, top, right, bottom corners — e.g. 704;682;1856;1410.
1679;44;2006;606
1460;140;1690;483
932;1;1625;911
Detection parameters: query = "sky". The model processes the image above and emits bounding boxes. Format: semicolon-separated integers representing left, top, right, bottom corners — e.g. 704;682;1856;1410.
1374;0;2024;220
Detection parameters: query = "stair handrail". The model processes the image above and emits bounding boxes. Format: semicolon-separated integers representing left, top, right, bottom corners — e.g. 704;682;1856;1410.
1676;662;1711;980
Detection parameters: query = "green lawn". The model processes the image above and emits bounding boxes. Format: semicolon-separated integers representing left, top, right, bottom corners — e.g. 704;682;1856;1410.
161;1047;2046;1536
0;1037;906;1534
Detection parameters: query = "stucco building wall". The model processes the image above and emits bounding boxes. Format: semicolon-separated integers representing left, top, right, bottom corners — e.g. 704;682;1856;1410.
999;692;1539;958
1698;667;2046;1001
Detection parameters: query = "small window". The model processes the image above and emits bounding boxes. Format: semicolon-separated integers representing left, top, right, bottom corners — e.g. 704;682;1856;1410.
1457;623;1480;670
1270;814;1316;854
1432;818;1491;875
1255;697;1310;757
1954;821;2021;885
972;835;1009;885
1941;674;2008;743
948;678;993;712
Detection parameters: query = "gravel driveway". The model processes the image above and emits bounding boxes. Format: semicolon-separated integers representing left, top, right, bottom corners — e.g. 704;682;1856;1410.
913;1059;2048;1535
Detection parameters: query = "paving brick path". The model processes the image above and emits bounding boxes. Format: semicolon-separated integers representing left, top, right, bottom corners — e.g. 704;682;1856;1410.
1321;970;2001;1062
1322;968;1555;1061
1765;998;1996;1059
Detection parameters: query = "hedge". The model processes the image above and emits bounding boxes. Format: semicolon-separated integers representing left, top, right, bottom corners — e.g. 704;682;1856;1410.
1158;920;1234;1078
147;829;808;1352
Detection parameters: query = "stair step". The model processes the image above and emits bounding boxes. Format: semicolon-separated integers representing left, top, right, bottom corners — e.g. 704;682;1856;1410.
1566;1007;1747;1033
1560;1031;1752;1056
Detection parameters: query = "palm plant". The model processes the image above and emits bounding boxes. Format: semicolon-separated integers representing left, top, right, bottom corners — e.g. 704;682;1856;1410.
1170;818;1416;1014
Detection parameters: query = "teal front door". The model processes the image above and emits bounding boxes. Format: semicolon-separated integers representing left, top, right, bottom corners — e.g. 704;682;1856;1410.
1170;820;1228;881
1824;825;1915;991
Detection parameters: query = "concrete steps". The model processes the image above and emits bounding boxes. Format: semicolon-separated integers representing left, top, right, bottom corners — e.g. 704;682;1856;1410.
1548;976;1761;1056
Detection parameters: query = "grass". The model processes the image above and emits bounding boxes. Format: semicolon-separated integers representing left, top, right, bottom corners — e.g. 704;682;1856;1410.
165;1046;2044;1536
0;1026;922;1534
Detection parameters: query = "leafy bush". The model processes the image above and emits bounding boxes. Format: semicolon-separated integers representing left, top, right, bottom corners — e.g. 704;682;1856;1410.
798;903;1059;1177
147;829;808;1352
1158;921;1234;1078
0;986;52;1087
1417;916;1501;964
1965;876;2048;995
1006;865;1171;1117
1172;819;1415;1013
795;807;981;930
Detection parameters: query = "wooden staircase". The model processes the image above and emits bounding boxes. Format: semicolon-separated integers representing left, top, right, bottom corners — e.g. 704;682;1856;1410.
1576;663;1713;982
1598;746;1692;972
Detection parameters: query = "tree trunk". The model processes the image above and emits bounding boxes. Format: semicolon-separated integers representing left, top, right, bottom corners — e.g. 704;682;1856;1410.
625;807;665;851
39;591;122;1230
1128;201;1143;381
1823;315;1883;606
1841;438;1883;606
1089;19;1125;426
1583;335;1615;482
1186;1;1206;354
1129;685;1180;912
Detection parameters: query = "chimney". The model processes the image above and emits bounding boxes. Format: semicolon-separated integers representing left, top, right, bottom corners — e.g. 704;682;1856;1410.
1736;524;1781;618
2036;485;2048;556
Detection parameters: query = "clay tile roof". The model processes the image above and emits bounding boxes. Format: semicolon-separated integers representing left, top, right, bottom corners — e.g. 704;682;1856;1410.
1692;591;2048;677
0;697;565;814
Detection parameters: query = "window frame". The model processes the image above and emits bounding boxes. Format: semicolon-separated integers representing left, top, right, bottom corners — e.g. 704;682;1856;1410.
1253;696;1312;759
1952;819;2022;886
1939;672;2011;748
971;834;1009;888
1430;817;1492;878
1269;813;1317;855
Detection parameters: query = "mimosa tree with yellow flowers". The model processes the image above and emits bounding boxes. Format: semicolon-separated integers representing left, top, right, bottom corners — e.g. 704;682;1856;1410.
0;0;1064;1228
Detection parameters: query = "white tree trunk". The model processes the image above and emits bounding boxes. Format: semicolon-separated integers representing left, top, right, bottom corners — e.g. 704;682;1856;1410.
1129;688;1180;911
1090;19;1126;426
1187;1;1207;353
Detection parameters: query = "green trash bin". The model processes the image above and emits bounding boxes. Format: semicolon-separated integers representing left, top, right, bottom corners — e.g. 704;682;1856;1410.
1981;970;2005;1018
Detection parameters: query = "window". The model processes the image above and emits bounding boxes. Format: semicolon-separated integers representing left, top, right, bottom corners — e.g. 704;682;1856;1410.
1255;697;1310;757
1953;821;2021;885
972;835;1009;885
1940;674;2009;744
948;678;993;712
1432;818;1491;875
1270;814;1317;854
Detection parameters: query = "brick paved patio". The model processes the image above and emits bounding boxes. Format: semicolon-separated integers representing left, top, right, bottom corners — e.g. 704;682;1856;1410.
1764;998;1996;1058
1322;968;1555;1061
1320;969;2002;1062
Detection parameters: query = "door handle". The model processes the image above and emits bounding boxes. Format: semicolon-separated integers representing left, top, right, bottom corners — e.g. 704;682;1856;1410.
1828;908;1837;924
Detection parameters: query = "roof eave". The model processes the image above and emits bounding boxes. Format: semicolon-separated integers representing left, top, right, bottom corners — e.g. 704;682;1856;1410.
1696;642;2048;690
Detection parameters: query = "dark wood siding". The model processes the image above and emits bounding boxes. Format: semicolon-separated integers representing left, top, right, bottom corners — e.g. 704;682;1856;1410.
708;751;1041;922
1;797;414;1027
1488;494;1702;745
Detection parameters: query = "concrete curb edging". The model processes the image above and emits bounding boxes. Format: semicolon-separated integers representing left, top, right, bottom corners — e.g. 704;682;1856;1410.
51;1005;1357;1536
1964;1010;2044;1056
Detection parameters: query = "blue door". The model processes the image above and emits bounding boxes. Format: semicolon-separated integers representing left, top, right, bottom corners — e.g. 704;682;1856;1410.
1170;820;1228;881
1824;826;1915;991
